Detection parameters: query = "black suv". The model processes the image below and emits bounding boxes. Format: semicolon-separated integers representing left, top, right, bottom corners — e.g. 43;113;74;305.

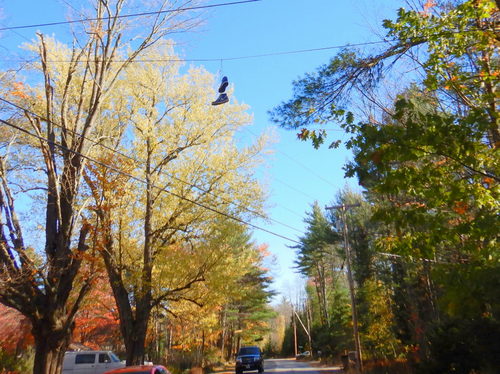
235;346;264;373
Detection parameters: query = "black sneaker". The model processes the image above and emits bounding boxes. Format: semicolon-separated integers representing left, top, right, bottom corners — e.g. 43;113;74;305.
212;93;229;106
218;76;229;93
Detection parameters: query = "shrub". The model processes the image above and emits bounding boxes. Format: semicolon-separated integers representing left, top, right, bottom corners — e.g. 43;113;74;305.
0;348;34;374
417;317;500;374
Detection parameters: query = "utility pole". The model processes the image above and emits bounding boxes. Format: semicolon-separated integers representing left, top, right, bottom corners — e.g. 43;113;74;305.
293;309;312;354
325;203;363;373
292;304;298;357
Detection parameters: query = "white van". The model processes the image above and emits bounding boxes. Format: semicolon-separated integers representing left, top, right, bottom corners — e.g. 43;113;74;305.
62;351;125;374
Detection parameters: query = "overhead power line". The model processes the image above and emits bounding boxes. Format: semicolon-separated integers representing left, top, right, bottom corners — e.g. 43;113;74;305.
0;96;303;234
0;96;304;239
199;27;491;62
243;126;338;189
0;27;490;65
16;101;305;234
0;116;301;244
0;0;261;32
6;40;388;65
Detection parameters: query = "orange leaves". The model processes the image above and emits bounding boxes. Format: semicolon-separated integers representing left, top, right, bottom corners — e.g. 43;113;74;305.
384;235;396;243
78;250;103;264
433;158;448;167
420;0;436;16
257;243;271;257
85;151;133;204
297;128;310;140
482;176;494;188
452;201;469;215
447;201;475;226
9;82;30;100
423;0;436;11
73;275;121;349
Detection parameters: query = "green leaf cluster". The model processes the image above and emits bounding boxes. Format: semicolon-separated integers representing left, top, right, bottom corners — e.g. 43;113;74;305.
272;0;500;368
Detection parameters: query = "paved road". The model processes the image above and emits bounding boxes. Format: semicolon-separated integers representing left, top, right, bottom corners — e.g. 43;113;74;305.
262;358;343;374
212;358;343;374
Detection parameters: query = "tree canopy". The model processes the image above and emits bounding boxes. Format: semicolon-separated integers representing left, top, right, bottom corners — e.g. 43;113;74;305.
272;0;499;371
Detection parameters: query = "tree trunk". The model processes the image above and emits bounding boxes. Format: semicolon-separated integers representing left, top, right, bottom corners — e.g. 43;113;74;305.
220;310;226;361
227;331;234;361
119;137;155;366
124;325;148;365
200;330;205;367
95;175;153;367
104;245;152;366
31;317;72;374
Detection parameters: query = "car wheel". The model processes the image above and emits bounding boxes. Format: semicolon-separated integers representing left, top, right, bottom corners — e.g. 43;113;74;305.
258;365;264;373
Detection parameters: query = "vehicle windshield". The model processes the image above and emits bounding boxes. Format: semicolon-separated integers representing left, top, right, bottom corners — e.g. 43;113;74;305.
109;353;121;362
239;347;260;356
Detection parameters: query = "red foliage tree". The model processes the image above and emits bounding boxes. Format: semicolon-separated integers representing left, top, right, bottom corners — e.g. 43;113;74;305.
73;273;122;350
0;273;121;354
0;304;33;354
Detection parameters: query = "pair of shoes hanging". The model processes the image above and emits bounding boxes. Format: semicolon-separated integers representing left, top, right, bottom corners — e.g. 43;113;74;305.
212;76;229;106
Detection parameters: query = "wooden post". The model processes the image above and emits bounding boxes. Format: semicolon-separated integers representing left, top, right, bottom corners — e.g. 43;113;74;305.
325;204;363;373
292;305;298;357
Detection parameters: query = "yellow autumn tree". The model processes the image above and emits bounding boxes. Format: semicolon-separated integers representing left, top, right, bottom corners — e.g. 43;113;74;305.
82;41;271;365
0;1;215;372
155;220;275;366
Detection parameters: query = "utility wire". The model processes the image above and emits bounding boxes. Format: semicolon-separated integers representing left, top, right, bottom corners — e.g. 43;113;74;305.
245;126;338;188
0;96;304;236
0;116;302;244
6;40;389;65
1;42;350;214
210;41;387;61
71;40;388;63
0;97;303;234
270;175;318;202
0;27;491;65
0;0;261;32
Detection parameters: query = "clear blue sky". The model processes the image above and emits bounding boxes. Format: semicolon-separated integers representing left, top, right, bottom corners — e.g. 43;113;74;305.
0;0;401;302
